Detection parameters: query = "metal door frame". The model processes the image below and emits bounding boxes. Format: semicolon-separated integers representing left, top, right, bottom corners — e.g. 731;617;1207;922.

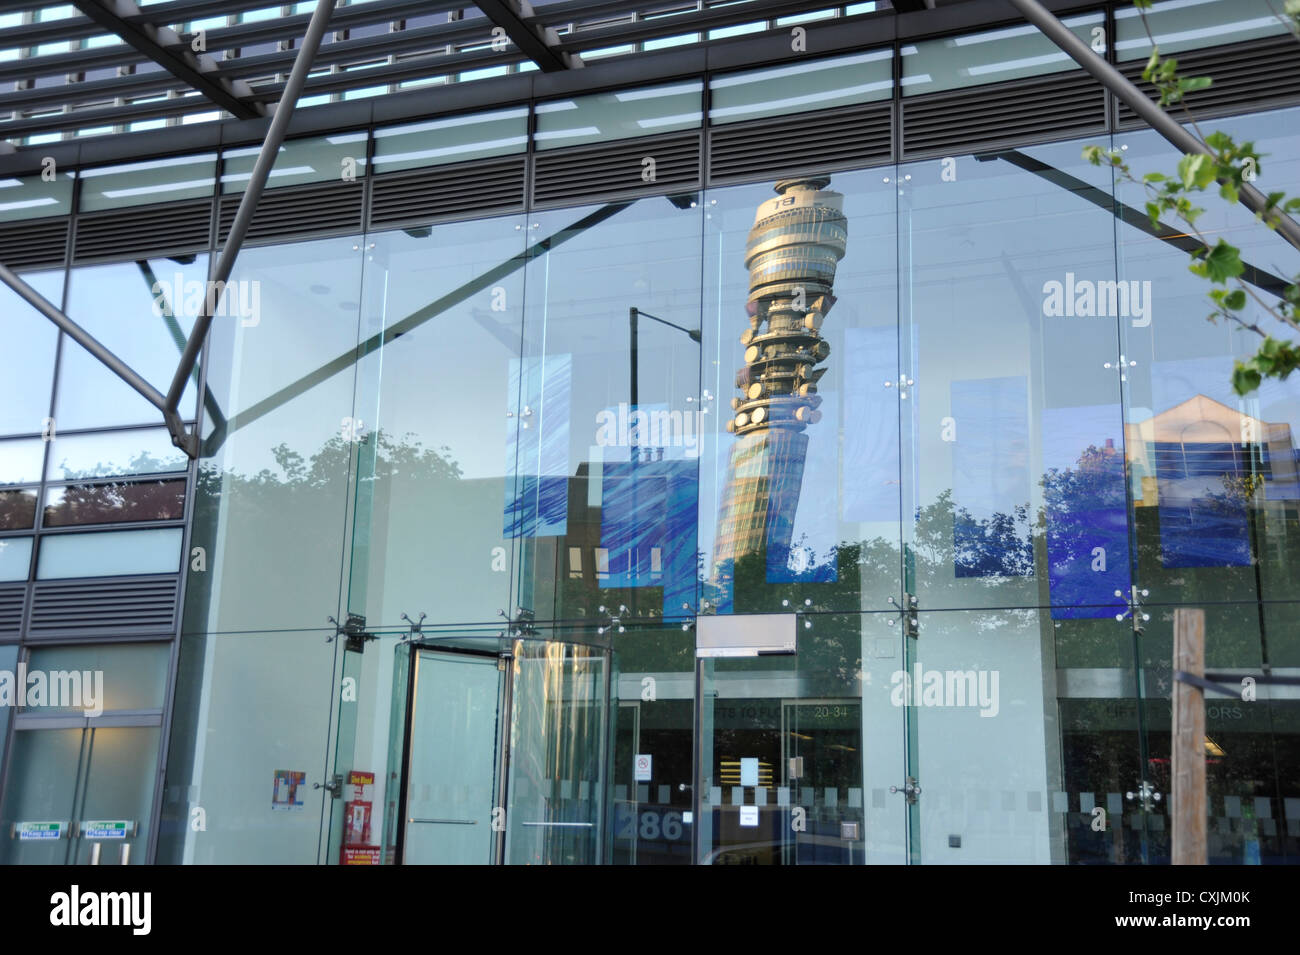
393;643;507;866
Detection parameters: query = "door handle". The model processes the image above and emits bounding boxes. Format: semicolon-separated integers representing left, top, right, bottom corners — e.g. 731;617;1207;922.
408;818;477;825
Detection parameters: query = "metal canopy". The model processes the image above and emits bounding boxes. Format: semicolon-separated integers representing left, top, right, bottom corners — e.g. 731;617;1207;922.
0;0;917;146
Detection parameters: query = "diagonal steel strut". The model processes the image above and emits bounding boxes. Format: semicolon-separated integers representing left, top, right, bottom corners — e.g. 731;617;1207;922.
0;0;338;459
0;261;168;412
162;0;339;458
1007;0;1300;255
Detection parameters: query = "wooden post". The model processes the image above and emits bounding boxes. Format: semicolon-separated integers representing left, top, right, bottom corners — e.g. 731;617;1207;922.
1172;608;1206;865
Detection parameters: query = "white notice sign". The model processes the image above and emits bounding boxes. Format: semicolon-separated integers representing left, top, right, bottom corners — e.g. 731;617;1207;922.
634;754;652;782
739;805;759;827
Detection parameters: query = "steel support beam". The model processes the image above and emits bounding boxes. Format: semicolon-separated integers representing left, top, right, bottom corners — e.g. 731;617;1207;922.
0;262;167;412
71;0;265;120
474;0;582;72
162;0;339;458
1007;0;1300;255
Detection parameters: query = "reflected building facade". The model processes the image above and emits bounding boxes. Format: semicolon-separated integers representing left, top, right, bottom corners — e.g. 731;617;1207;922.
0;0;1298;868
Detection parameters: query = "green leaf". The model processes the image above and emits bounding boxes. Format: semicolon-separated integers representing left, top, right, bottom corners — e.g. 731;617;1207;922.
1219;181;1238;204
1143;171;1168;183
1223;289;1247;310
1177;76;1212;93
1233;361;1263;396
1196;240;1246;283
1178;154;1216;190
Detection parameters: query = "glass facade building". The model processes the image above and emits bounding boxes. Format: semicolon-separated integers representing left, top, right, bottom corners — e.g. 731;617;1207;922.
0;0;1298;865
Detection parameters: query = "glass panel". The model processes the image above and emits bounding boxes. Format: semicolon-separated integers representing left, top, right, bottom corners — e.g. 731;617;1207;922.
57;255;206;429
709;50;892;125
0;439;45;485
78;153;217;212
0;171;74;222
1115;107;1300;605
43;479;185;527
25;643;169;712
400;650;501;864
345;217;525;628
70;725;161;865
1115;0;1291;62
695;612;884;864
0;537;33;581
36;527;182;578
45;427;188;481
514;198;703;623
535;81;703;149
909;607;1144;863
0;728;83;864
0;270;61;437
901;11;1105;96
899;139;1127;612
371;107;528;173
0;651;14;782
157;629;336;863
701;170;900;615
506;639;612;865
1134;602;1300;864
221;133;368;193
186;236;363;634
0;488;37;529
609;625;694;865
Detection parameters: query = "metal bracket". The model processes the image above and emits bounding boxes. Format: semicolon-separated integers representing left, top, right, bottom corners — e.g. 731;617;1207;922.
498;606;537;639
890;777;922;804
327;613;376;653
398;611;426;644
1115;585;1150;635
1125;780;1162;814
888;594;920;638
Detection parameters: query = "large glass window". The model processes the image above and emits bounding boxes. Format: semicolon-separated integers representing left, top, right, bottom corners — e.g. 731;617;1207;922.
345;216;527;627
514;196;704;623
371;108;528;173
56;255;206;429
0;270;62;437
535;82;703;149
78;154;217;212
700;170;900;615
1116;107;1300;609
902;11;1105;96
185;236;363;635
36;527;183;578
710;50;892;125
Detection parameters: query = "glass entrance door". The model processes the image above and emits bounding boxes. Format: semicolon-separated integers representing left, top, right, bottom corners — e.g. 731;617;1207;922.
695;656;869;865
0;721;158;865
380;635;614;865
396;648;504;865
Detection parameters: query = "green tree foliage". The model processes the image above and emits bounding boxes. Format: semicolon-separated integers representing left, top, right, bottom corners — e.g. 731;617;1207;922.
1083;0;1300;396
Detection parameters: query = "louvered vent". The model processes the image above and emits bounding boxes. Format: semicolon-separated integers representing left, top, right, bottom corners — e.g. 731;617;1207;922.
218;180;364;244
0;217;68;270
902;70;1105;158
709;102;892;185
369;155;526;230
74;199;211;263
28;575;178;639
0;585;24;638
1116;34;1300;127
533;131;700;207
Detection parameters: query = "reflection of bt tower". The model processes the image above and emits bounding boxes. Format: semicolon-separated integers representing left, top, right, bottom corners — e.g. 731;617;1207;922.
712;176;848;578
